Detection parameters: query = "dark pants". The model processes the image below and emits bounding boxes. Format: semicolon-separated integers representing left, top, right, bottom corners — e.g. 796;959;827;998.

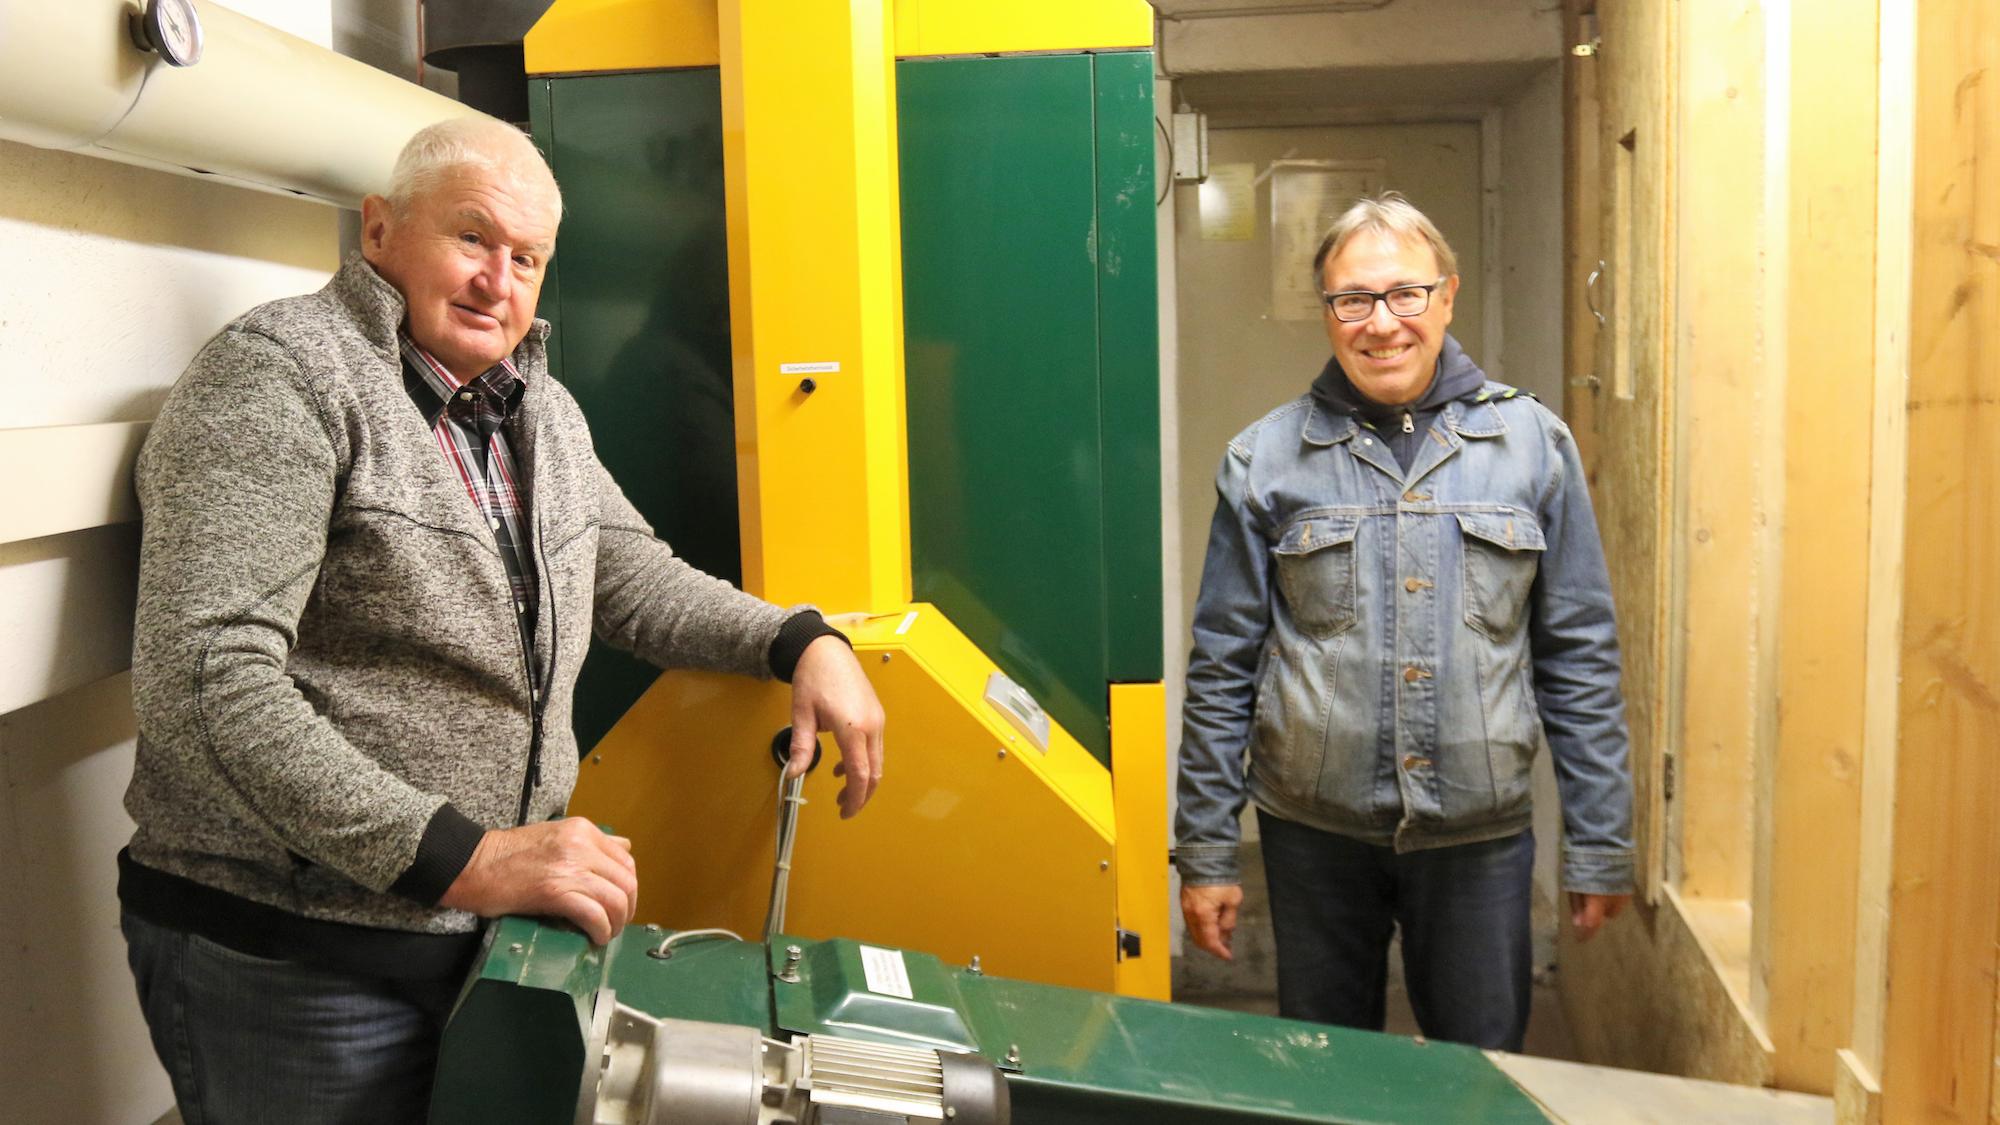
1258;810;1535;1051
122;911;460;1124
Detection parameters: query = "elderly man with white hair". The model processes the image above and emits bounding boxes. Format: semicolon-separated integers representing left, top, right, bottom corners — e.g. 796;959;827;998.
117;117;885;1120
1175;191;1632;1052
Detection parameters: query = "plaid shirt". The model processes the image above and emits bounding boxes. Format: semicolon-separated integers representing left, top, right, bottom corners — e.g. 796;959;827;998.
400;337;541;697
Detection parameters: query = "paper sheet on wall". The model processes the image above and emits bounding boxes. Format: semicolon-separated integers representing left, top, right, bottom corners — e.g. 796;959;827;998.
1271;161;1385;320
1199;162;1255;241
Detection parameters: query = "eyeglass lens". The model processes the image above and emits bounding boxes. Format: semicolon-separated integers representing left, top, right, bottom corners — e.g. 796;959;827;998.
1328;286;1430;322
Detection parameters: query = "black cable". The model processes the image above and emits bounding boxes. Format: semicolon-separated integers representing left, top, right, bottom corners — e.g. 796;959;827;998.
1156;114;1175;207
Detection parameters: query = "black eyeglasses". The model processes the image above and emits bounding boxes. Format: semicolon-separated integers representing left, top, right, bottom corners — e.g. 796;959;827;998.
1320;277;1446;322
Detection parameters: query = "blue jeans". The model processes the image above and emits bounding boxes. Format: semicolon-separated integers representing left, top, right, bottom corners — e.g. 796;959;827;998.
122;912;461;1124
1258;811;1534;1051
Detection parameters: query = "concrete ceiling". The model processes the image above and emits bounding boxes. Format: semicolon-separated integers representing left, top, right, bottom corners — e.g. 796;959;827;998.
1176;60;1555;125
1153;0;1563;124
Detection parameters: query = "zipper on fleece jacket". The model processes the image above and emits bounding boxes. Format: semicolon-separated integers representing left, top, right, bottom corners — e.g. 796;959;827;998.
513;511;560;826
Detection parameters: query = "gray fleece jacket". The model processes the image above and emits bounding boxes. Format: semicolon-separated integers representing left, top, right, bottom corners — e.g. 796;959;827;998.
125;256;791;935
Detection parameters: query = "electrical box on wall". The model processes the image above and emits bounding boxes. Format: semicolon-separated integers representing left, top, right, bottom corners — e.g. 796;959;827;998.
1171;109;1207;183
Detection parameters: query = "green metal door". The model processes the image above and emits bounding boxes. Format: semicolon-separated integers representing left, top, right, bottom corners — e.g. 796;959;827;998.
529;70;741;752
898;52;1162;764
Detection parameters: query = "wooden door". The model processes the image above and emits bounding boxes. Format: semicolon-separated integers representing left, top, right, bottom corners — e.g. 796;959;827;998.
1569;0;1674;899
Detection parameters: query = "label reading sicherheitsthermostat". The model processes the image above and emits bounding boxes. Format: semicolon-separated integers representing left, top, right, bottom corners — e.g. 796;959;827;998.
780;361;841;375
860;945;914;999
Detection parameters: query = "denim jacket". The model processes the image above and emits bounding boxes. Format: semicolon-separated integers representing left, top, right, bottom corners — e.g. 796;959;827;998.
1175;342;1635;895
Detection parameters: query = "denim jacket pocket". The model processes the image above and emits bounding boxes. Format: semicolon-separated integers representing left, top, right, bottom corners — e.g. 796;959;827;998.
1273;514;1360;639
1457;510;1547;640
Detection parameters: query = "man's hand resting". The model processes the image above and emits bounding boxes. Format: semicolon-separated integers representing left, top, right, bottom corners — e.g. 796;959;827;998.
1181;882;1245;961
1568;891;1630;942
787;635;886;818
439;817;638;945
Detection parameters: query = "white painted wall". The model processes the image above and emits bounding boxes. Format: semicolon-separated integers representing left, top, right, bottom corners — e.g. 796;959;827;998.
0;2;439;1118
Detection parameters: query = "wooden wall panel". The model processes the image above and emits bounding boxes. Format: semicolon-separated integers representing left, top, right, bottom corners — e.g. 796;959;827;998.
1561;2;1601;475
1757;0;1875;1095
1561;886;1771;1084
1874;0;2000;1118
1585;0;1673;915
1673;0;1762;905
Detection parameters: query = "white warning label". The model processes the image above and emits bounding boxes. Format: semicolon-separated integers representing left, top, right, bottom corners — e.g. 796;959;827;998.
860;945;914;999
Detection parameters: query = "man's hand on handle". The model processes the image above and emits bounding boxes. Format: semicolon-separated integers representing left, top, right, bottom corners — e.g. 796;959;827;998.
787;635;887;818
1181;882;1245;961
440;817;638;945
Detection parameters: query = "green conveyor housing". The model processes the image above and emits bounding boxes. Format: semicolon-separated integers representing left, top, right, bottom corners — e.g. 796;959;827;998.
430;917;1552;1124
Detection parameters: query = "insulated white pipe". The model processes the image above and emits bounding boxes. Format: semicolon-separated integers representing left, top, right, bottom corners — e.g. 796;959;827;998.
0;1;489;208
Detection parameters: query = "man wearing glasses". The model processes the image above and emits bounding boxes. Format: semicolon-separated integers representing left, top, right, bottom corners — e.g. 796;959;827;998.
1174;192;1633;1051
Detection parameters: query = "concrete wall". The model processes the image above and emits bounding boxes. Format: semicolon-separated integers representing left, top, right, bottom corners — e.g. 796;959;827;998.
0;2;441;1118
1498;64;1565;406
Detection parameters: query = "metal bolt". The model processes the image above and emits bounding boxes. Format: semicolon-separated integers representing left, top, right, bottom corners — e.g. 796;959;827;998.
779;944;804;983
1004;1044;1022;1068
997;747;1008;760
1099;860;1110;871
591;754;603;764
1413;1034;1428;1047
968;955;983;975
880;652;891;663
645;923;663;933
509;942;525;954
798;377;818;395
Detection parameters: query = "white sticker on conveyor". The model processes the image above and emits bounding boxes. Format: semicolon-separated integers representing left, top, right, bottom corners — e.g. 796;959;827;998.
780;361;841;374
860;945;914;999
894;610;919;636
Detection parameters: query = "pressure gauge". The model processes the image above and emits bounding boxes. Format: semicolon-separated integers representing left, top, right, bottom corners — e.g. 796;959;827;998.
130;0;204;67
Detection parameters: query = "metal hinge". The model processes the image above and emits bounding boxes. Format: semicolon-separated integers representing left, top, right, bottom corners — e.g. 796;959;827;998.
1662;753;1677;802
1116;928;1142;960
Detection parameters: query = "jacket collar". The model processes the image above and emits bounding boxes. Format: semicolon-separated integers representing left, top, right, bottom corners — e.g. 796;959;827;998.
1303;393;1511;445
326;253;553;381
1453;397;1509;438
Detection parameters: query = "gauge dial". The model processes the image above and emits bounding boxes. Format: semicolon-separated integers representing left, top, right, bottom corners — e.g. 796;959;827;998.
136;0;204;68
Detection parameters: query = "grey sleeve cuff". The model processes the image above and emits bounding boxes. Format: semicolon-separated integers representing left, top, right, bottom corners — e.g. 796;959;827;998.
1560;845;1636;895
1174;843;1242;886
388;803;486;906
767;610;847;683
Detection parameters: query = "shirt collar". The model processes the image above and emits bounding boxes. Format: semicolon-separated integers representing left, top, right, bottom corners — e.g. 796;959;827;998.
399;334;524;427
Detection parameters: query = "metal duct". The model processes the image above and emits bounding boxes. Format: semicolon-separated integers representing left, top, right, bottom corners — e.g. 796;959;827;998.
421;0;556;122
0;1;488;208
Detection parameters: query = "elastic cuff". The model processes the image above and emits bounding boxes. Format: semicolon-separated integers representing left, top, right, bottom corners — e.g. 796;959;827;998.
388;803;486;906
768;610;848;683
1173;843;1241;886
